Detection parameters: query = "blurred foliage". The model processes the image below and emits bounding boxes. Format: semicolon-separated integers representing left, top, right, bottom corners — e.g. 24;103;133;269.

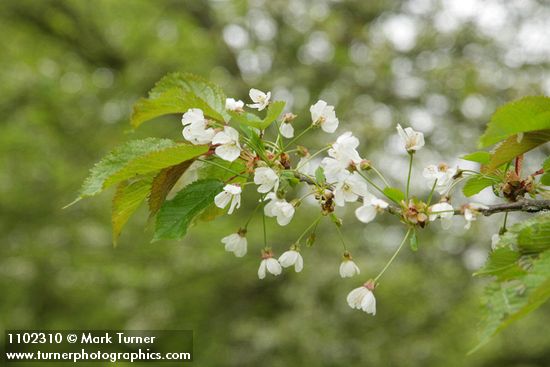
1;0;550;366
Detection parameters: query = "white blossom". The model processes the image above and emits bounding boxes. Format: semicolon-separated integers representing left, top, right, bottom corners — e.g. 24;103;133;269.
264;193;295;226
280;121;294;138
212;126;242;162
225;98;244;112
221;232;247;257
321;157;348;183
254;167;279;193
214;184;242;214
181;108;215;145
396;123;425;152
339;258;360;278
278;250;304;272
334;172;369;207
258;254;282;279
355;194;389;223
248;88;271;111
464;203;489;229
321;132;363;183
329;132;362;164
347;285;376;315
428;202;454;229
310;100;339;133
423;163;457;195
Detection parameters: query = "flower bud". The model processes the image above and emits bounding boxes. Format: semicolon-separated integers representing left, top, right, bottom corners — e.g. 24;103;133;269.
282;112;297;123
330;213;342;227
280;152;291;169
306;233;316;247
359;159;372;171
296;145;309;157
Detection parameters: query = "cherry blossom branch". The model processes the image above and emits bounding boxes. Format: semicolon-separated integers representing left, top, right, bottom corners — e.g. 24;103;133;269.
293;171;550;218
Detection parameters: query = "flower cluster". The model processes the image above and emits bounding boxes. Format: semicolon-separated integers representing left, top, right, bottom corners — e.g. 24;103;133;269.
178;87;491;315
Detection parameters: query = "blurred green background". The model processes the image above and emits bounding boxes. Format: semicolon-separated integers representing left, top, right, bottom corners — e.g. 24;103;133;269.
1;0;550;366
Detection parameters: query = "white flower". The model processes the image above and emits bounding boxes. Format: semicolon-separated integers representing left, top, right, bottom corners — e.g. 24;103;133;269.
214;184;242;214
329;132;362;164
321;157;348;183
181;108;215;145
428;202;454;229
278;250;304;272
321;132;364;183
225;98;244;112
334;172;369;207
396;124;425;152
355;194;389;223
248;88;271;111
221;232;247;257
264;193;295;226
280;121;294;138
463;203;489;229
254;167;279;194
310;100;339;133
258;252;282;279
339;258;360;278
212;126;242;162
491;233;500;249
423;163;457;195
347;284;376;315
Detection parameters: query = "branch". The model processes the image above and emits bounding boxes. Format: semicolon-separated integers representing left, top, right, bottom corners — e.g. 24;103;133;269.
293;171;550;217
475;199;550;216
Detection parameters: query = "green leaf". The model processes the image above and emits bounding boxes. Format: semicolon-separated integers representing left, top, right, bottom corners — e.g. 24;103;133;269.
479;96;550;148
260;101;285;129
315;166;326;185
472;214;550;352
153;179;224;241
473;251;550;353
461;151;491;164
71;139;207;207
462;175;500;197
228;101;285;130
104;143;208;189
197;157;247;182
409;231;418;251
239;124;267;160
280;170;300;188
73;138;174;202
383;187;405;204
483;130;550;172
517;220;550;254
540;173;550;186
543;156;550;171
131;73;228;128
473;247;524;280
148;161;193;217
229;111;263;128
112;175;154;246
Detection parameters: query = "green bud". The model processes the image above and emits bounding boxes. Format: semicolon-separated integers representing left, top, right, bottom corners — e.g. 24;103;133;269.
306;233;316;247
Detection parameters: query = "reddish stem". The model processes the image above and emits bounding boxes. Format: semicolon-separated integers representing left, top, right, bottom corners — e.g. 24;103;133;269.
532;168;545;177
515;154;524;176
